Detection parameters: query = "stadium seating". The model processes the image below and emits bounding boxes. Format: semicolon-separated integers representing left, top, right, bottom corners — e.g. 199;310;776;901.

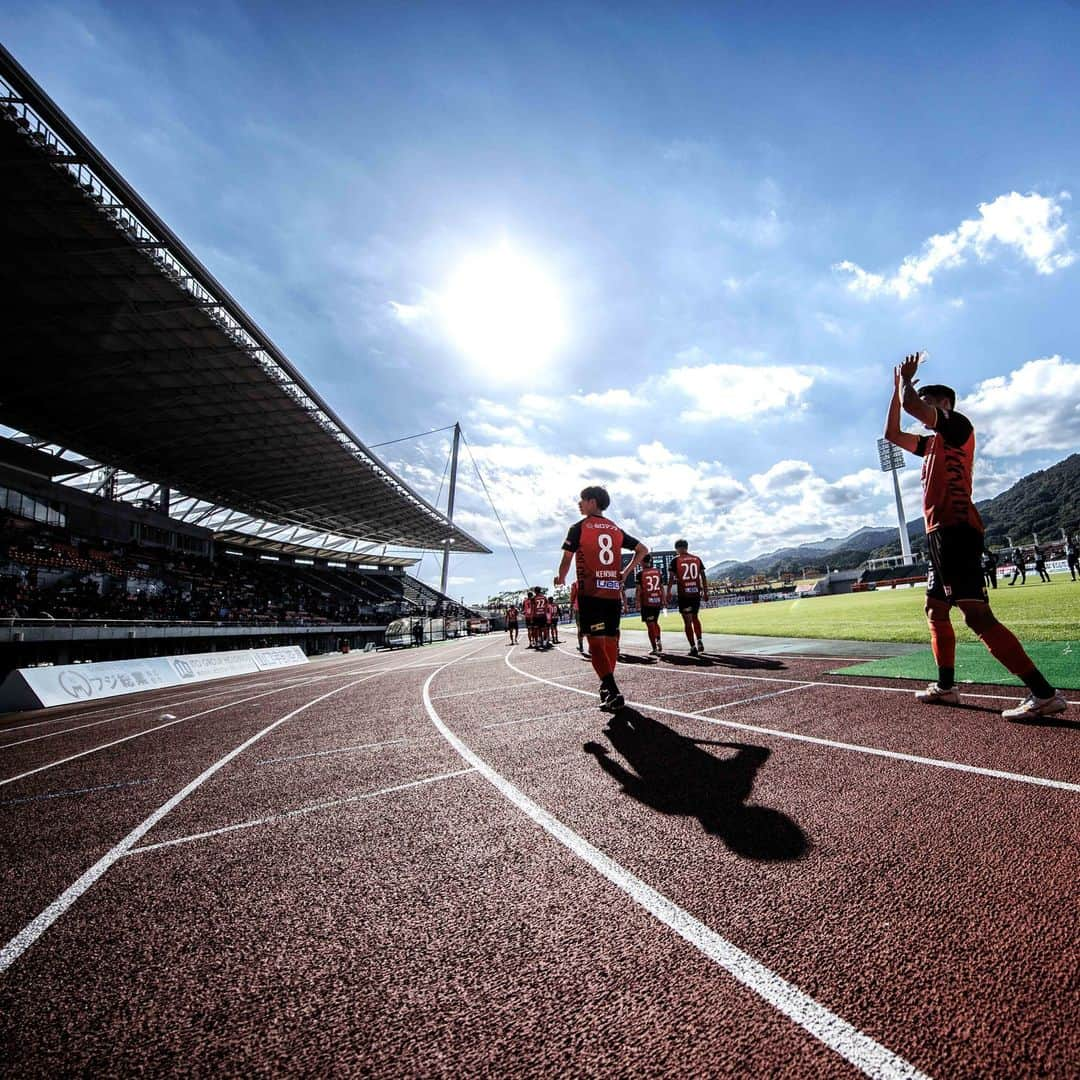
0;515;468;625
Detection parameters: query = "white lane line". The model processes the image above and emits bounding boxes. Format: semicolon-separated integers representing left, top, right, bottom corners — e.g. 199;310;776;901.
0;671;368;790
424;651;929;1080
481;707;594;730
0;776;158;808
0;646;464;790
432;681;540;700
694;684;817;715
511;653;1080;793
0;674;378;975
564;647;1080;706
255;737;411;765
126;768;476;855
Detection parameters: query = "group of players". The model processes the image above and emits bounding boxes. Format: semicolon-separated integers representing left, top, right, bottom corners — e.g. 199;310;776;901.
506;539;712;665
506;355;1068;721
504;589;562;650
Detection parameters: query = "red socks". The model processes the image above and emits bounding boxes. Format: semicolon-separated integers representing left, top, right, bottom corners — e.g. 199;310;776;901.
978;622;1036;677
587;636;620;680
691;616;702;639
927;616;956;668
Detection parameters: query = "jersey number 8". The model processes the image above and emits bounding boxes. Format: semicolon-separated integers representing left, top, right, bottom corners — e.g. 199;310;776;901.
597;533;615;565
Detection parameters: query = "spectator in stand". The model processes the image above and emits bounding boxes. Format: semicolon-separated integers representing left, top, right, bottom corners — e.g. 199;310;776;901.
1007;546;1026;586
981;546;998;590
1032;545;1051;584
1067;535;1079;582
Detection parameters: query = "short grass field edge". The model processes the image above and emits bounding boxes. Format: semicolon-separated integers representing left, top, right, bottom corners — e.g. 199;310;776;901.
638;575;1080;646
827;642;1080;690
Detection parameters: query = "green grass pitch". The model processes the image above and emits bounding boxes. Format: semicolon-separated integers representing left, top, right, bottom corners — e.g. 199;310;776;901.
638;575;1080;645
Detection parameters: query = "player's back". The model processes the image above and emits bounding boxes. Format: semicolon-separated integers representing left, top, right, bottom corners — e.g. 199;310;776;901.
575;515;625;598
672;552;705;596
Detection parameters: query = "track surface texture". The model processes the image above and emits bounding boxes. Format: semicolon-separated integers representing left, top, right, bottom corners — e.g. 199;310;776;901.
2;637;1077;1078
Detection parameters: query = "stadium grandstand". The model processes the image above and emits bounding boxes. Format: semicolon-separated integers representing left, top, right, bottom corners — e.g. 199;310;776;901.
0;44;490;675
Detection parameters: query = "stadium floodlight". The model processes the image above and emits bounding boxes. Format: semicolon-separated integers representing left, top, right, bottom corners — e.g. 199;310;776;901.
877;438;913;563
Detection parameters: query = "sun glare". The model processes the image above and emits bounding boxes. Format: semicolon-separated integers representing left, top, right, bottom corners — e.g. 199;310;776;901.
442;242;566;377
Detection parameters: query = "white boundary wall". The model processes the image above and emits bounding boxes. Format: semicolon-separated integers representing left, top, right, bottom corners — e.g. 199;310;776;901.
0;646;308;712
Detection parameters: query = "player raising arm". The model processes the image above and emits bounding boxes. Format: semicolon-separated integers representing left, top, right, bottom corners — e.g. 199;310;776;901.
555;485;648;713
884;353;1066;719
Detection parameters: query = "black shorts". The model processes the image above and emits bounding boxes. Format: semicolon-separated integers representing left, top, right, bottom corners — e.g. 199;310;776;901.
577;594;622;637
927;526;988;604
640;604;662;624
677;595;701;616
507;620;518;629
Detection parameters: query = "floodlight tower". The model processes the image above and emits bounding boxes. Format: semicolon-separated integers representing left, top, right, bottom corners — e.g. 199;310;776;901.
877;438;913;563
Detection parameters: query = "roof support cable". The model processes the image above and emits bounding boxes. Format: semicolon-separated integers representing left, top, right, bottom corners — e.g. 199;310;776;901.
459;429;530;591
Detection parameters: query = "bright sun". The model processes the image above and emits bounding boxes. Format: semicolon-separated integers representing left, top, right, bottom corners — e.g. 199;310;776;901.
442;242;566;376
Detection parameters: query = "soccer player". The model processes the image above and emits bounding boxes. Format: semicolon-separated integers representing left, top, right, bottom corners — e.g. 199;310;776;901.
981;545;998;590
521;590;535;648
570;579;588;657
1066;535;1079;582
637;554;665;655
506;603;519;644
547;594;560;643
667;539;709;656
1008;546;1027;586
533;586;551;649
884;354;1067;719
555;485;648;713
1032;545;1051;584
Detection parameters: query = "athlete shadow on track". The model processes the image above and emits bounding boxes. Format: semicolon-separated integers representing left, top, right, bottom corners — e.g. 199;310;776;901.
657;654;718;667
615;652;657;665
706;654;786;671
583;710;808;861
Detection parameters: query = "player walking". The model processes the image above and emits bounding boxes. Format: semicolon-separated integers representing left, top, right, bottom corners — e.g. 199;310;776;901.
637;555;665;655
1008;546;1027;586
506;603;519;645
884;354;1067;719
1032;545;1051;584
1066;535;1079;582
555;486;648;713
547;594;560;644
570;579;588;657
667;539;709;657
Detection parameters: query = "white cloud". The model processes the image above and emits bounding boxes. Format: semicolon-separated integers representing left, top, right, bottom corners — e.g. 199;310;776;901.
663;362;816;422
835;191;1075;300
387;300;425;323
573;388;645;409
750;460;815;494
962;355;1080;456
447;576;475;586
605;427;632;442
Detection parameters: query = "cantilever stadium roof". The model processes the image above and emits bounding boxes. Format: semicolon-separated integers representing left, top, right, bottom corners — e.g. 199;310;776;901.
0;44;488;556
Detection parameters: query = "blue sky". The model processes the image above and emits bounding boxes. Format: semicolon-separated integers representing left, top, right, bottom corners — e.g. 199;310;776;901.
4;2;1080;602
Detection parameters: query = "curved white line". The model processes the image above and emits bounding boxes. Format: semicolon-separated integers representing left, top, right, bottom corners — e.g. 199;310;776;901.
517;651;1079;793
422;647;929;1079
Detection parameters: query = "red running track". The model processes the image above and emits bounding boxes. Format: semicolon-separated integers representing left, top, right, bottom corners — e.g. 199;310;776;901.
0;638;1077;1077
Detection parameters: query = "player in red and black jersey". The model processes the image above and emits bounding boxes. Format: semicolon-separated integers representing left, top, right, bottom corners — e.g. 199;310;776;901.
885;353;1066;719
667;539;709;656
570;580;587;657
637;555;665;655
532;587;551;650
546;594;560;644
521;592;536;649
555;485;648;712
506;604;519;645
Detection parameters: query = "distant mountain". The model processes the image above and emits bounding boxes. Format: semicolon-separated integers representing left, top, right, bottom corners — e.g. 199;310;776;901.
707;454;1079;583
